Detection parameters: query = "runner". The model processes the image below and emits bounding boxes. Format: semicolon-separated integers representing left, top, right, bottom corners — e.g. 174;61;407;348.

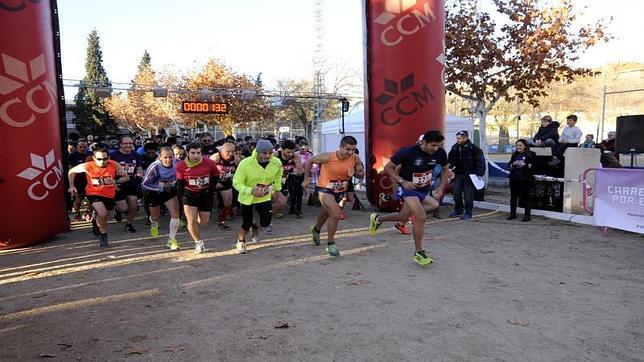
110;136;143;232
176;142;219;254
232;139;283;254
368;130;449;266
68;139;91;222
141;147;181;250
302;136;364;256
68;146;129;248
274;139;303;218
209;142;240;230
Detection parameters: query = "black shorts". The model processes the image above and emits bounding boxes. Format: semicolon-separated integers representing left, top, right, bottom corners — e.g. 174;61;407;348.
182;190;213;212
143;189;177;208
216;181;233;191
114;182;140;201
316;187;345;203
87;195;116;210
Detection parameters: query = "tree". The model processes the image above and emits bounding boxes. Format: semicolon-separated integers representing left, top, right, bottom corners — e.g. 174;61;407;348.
445;0;610;152
180;57;273;136
73;29;117;136
105;52;178;134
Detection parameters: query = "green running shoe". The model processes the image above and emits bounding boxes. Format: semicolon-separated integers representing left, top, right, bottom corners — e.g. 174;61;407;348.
167;238;180;250
326;243;340;257
369;213;381;236
310;225;320;246
414;250;434;266
150;223;159;237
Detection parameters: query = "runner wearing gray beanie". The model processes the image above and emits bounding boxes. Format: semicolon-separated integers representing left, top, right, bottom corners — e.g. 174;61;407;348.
255;139;273;154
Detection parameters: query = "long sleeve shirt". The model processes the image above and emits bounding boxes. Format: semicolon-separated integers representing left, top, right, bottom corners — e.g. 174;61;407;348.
560;126;582;143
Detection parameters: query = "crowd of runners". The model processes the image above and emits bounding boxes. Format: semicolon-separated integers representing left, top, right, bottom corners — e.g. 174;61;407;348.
66;129;455;266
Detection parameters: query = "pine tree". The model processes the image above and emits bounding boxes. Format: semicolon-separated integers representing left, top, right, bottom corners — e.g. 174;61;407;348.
138;50;152;73
73;29;117;137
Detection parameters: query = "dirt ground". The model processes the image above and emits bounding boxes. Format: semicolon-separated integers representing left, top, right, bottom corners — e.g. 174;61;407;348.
1;197;643;361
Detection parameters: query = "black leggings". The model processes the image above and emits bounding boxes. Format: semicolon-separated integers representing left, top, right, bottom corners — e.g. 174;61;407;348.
509;178;532;214
240;201;272;231
288;175;304;212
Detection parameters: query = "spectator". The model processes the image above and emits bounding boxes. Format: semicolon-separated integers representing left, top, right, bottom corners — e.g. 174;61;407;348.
447;130;486;220
579;134;595;148
549;114;582;166
529;115;559;147
598;131;621;168
507;139;536;222
600;131;616;153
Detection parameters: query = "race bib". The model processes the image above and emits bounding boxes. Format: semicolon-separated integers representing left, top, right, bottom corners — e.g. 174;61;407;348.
187;176;210;189
159;180;176;189
412;171;432;187
91;176;114;187
256;183;271;194
326;179;348;193
123;163;136;175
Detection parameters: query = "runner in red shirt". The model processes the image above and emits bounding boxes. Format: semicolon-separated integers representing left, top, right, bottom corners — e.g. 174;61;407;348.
176;142;219;253
68;146;129;248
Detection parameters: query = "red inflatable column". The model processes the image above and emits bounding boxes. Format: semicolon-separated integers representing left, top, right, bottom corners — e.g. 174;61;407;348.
0;0;68;249
363;0;445;210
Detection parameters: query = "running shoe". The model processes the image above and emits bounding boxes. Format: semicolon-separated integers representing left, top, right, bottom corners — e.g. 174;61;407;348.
264;225;273;233
219;222;231;230
251;225;259;243
394;222;411;235
99;234;108;248
91;218;100;237
194;240;205;254
460;213;472;220
449;210;463;218
326;243;340;257
274;212;284;219
167;238;180;251
369;213;381;236
295;210;302;219
310;225;320;246
236;240;247;254
125;223;136;233
150;223;159;237
413;250;434;266
114;211;122;223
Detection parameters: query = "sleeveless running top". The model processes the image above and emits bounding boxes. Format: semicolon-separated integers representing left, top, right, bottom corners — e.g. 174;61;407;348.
316;152;355;193
84;160;119;198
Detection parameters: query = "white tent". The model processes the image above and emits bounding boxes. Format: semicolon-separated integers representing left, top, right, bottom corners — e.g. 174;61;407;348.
321;110;473;162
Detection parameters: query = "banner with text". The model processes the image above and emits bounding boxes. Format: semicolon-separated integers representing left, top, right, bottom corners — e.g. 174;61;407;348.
593;168;644;234
0;0;68;249
363;0;445;209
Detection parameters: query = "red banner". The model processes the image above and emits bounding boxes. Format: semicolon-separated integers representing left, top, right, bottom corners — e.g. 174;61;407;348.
0;0;68;249
363;0;445;209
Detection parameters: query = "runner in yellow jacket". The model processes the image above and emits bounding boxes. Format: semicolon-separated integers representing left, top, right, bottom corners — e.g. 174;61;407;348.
232;140;283;253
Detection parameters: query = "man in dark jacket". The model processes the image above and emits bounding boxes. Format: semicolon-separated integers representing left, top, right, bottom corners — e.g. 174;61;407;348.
529;115;560;147
447;131;486;220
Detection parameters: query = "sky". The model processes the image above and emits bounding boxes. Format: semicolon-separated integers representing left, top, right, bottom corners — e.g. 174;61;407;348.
58;0;644;99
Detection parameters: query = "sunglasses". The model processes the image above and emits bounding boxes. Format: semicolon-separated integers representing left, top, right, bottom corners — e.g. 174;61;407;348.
95;157;109;161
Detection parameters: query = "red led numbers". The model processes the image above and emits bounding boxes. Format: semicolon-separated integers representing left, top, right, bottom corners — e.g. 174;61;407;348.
181;101;229;114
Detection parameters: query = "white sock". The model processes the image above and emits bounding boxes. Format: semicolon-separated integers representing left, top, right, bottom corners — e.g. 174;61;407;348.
169;218;179;240
149;216;159;228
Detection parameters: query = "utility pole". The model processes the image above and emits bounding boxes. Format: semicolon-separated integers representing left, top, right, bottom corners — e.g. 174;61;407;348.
312;0;326;153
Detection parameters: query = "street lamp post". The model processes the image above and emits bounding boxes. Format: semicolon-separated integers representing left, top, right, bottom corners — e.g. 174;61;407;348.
341;98;349;134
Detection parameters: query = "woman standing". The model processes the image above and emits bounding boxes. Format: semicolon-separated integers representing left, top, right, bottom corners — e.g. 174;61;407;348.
508;139;536;221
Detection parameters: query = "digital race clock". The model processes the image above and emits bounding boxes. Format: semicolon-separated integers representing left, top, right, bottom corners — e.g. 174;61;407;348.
180;101;229;114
